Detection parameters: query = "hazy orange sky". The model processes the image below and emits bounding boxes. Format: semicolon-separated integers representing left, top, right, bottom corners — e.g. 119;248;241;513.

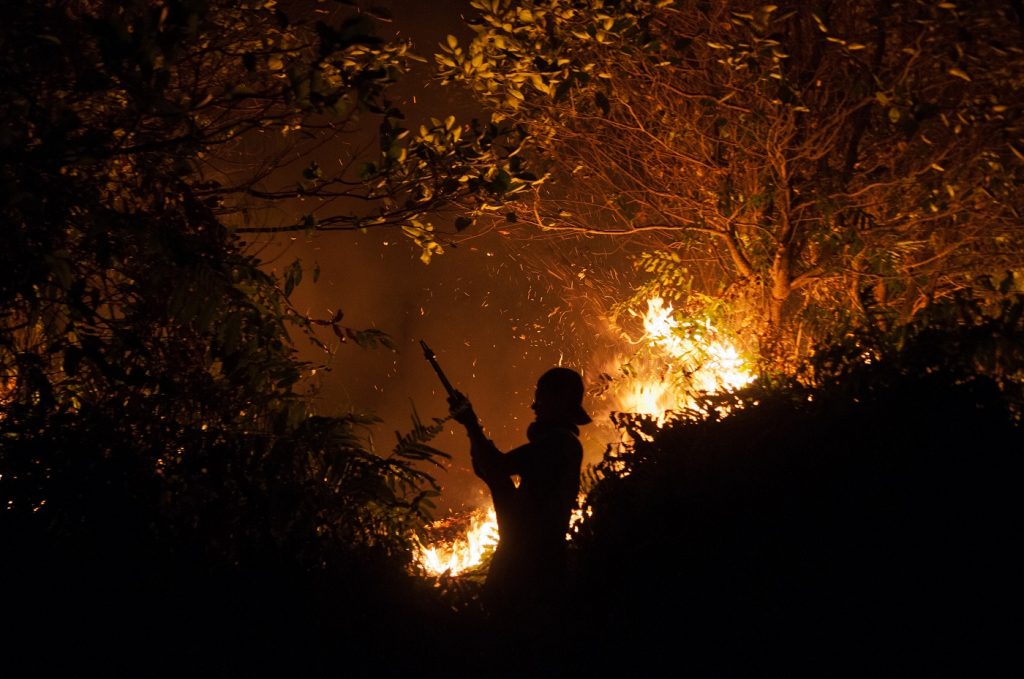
247;0;634;513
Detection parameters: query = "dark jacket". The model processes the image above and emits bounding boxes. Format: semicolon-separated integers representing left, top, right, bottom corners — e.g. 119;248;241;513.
470;420;583;612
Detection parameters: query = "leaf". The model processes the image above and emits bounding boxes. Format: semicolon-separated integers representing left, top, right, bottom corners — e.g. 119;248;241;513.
948;67;971;82
388;143;407;163
490;169;512;194
358;162;378;179
302;161;323;181
284;259;303;298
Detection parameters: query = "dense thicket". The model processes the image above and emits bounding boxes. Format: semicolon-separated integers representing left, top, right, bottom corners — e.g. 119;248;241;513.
0;1;482;672
564;297;1023;675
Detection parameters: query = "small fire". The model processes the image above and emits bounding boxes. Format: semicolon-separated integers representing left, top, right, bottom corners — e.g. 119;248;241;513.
611;296;753;422
416;505;498;576
568;494;592;535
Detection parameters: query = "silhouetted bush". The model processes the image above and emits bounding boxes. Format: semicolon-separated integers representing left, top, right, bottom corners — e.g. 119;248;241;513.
567;299;1022;675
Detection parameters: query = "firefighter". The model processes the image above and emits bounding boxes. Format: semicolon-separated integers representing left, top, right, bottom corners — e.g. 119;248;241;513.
448;367;590;620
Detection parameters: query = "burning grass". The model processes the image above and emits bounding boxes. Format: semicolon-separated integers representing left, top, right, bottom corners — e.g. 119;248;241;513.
415;506;498;577
606;296;754;423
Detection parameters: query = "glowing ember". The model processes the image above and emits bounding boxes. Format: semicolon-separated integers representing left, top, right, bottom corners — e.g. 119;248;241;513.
568;493;591;536
416;505;498;576
611;296;754;422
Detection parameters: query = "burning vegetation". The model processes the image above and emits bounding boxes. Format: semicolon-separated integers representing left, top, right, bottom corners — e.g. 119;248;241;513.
3;0;1023;674
416;505;498;577
605;296;754;423
415;293;756;576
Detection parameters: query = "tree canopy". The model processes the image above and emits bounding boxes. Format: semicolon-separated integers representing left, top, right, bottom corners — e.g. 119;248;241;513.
439;0;1024;356
0;0;520;611
1;0;520;668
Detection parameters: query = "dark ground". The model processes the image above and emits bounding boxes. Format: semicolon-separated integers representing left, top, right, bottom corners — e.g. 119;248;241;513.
3;369;1020;678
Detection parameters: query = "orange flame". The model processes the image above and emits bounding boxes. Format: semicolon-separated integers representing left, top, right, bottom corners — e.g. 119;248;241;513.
415;492;592;575
415;297;752;577
610;296;753;422
416;506;498;576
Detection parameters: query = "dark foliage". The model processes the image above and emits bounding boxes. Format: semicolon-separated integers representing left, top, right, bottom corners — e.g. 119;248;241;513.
0;1;459;673
3;1;1021;675
565;299;1022;676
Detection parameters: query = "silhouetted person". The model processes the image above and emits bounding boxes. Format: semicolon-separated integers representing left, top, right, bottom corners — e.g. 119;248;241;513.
449;367;590;624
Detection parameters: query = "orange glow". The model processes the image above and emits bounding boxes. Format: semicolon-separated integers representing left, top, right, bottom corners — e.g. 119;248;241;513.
415;492;591;575
416;506;498;576
608;296;753;423
416;297;752;578
568;493;591;535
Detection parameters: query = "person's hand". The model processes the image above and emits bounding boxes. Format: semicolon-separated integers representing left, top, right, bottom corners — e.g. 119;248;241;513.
448;390;479;428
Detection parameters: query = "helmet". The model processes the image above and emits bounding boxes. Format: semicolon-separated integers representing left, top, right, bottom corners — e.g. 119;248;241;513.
536;367;592;425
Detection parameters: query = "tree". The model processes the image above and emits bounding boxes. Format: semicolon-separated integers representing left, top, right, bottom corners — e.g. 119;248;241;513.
438;0;1024;358
2;0;528;667
0;0;538;637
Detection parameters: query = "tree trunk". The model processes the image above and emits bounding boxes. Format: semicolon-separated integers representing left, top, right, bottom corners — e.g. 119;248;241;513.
769;250;793;328
762;250;794;366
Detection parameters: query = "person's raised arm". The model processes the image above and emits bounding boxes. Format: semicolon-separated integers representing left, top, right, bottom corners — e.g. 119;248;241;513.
448;390;505;481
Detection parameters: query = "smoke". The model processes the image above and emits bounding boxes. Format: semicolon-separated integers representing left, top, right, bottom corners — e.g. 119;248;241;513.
243;0;644;515
255;228;628;514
